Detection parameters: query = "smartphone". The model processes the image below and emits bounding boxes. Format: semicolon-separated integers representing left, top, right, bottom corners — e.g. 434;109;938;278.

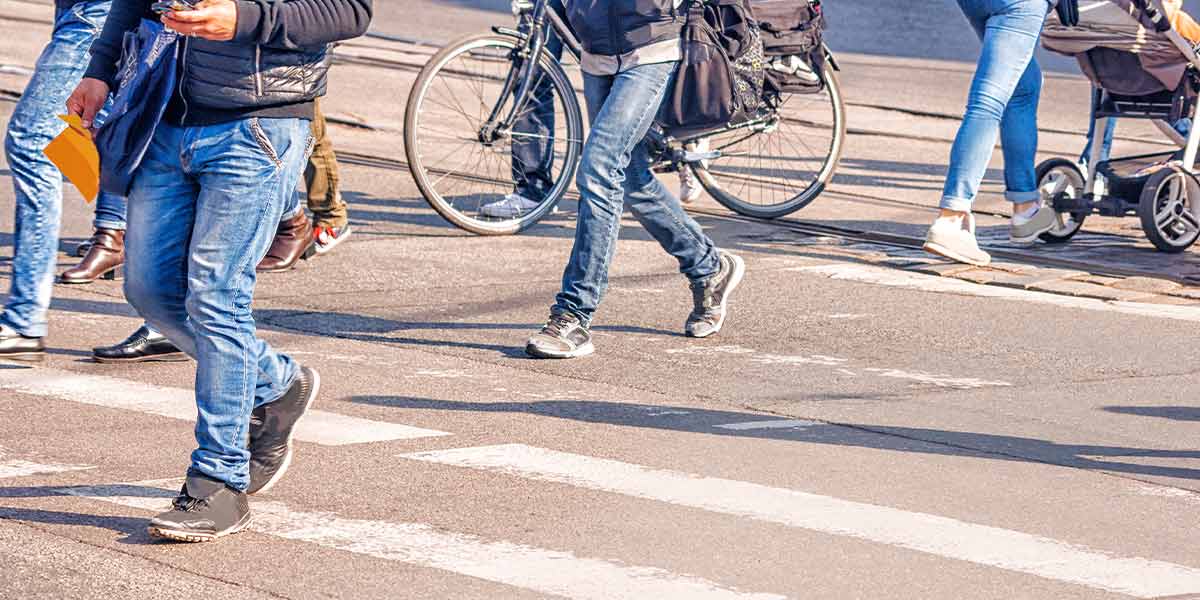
151;0;197;14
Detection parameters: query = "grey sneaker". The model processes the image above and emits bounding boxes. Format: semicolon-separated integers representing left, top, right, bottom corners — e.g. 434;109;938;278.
923;213;991;267
247;366;320;495
148;473;251;543
525;312;594;359
1009;205;1058;244
686;250;746;338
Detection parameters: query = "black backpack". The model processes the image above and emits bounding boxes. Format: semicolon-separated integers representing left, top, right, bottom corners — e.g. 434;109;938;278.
751;0;827;94
660;0;766;135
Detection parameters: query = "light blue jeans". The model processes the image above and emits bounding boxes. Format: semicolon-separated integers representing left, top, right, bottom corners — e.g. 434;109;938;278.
2;1;127;338
553;62;719;326
123;117;311;490
941;0;1051;212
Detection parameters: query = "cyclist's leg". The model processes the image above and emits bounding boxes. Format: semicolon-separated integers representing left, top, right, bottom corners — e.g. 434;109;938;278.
509;0;566;202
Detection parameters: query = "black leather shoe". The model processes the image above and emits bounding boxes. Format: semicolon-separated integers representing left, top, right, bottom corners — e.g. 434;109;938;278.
247;366;320;494
0;325;44;360
92;326;189;364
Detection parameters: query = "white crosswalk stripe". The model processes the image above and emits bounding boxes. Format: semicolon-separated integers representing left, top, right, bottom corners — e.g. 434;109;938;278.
62;479;785;600
0;365;450;445
0;448;93;479
402;443;1200;599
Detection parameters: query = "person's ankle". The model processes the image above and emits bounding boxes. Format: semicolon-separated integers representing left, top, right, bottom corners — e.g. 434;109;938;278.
937;209;968;221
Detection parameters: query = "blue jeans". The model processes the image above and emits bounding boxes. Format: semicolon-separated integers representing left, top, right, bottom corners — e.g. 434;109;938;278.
553;62;720;326
941;0;1050;212
2;1;114;338
123;117;311;490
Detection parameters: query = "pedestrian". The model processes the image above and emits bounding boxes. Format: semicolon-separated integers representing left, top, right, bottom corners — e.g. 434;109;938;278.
0;0;113;358
923;0;1060;266
68;0;371;542
524;0;746;359
257;98;352;272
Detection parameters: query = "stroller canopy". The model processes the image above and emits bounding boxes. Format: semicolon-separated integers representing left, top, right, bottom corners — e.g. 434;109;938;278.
1043;0;1190;95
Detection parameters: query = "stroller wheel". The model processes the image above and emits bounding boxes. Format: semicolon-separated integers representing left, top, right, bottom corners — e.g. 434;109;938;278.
1035;159;1087;244
1138;165;1200;253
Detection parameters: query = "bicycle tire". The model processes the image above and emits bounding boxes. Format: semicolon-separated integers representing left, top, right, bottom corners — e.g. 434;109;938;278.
404;33;584;235
692;62;846;219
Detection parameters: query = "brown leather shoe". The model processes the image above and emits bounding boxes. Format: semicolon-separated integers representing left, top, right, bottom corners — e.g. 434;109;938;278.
257;212;313;273
60;229;125;284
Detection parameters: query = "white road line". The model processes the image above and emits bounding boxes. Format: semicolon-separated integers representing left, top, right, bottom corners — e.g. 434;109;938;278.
0;449;93;479
713;420;820;431
403;444;1200;599
0;366;449;446
794;263;1200;323
62;480;783;600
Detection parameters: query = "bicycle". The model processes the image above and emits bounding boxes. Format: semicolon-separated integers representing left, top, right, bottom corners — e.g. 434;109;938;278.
403;0;846;235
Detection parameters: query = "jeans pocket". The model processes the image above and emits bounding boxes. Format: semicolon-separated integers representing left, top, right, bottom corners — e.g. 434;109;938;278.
248;118;282;168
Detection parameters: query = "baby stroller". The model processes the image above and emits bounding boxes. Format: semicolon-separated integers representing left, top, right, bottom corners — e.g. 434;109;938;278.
1041;0;1200;252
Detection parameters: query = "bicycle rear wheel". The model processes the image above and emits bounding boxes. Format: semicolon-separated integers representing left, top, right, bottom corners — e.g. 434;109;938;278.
404;33;584;235
692;62;846;219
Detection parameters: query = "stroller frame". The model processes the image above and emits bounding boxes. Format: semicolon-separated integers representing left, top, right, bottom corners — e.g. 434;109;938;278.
1041;0;1200;252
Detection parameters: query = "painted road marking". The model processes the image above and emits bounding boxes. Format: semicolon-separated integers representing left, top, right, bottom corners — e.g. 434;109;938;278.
714;420;820;431
0;366;449;445
63;480;783;600
403;444;1200;598
0;449;93;479
795;263;1200;323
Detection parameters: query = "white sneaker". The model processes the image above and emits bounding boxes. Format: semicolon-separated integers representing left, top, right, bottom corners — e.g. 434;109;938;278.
481;193;540;218
923;213;991;267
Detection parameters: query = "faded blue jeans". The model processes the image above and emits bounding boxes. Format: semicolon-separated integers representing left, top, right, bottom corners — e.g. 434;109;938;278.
553;61;720;326
124;118;311;490
941;0;1051;212
2;0;126;338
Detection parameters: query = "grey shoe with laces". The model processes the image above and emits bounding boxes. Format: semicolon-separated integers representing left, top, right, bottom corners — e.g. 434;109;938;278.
686;250;746;338
525;312;594;359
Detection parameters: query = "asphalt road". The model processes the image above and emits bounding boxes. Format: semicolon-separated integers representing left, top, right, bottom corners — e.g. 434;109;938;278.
1;2;1200;599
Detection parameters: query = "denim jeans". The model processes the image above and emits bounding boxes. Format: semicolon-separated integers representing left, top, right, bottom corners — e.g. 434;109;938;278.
941;0;1051;212
123;117;311;490
2;1;112;338
553;61;720;326
511;0;567;200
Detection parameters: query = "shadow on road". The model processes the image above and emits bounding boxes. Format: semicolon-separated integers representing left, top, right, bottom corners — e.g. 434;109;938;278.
1104;405;1200;422
0;483;174;545
353;396;1200;481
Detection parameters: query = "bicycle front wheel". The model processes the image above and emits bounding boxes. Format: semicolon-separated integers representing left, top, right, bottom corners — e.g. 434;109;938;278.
693;62;846;219
404;33;584;235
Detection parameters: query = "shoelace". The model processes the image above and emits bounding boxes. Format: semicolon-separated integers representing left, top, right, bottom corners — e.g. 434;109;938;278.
542;314;576;338
172;493;209;512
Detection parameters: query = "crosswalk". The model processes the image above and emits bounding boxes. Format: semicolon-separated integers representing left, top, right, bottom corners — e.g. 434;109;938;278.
3;362;1200;599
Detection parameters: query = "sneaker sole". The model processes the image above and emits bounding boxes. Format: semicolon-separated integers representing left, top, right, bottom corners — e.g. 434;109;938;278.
93;352;190;364
304;227;353;259
148;512;252;543
922;240;991;267
0;351;46;362
249;368;321;496
687;252;745;339
525;341;595;359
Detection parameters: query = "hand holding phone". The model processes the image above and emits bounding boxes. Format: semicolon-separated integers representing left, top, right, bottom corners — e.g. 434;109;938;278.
151;0;198;14
159;0;238;41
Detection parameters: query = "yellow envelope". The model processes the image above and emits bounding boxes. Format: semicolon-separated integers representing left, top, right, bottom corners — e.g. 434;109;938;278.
44;114;99;203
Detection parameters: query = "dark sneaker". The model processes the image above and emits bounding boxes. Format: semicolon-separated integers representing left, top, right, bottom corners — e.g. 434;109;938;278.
525;312;593;359
686;250;746;338
247;366;320;495
0;324;45;360
92;326;188;364
148;473;251;543
304;224;353;259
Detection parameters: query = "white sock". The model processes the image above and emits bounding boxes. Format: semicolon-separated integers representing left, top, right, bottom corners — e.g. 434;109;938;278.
1012;204;1039;224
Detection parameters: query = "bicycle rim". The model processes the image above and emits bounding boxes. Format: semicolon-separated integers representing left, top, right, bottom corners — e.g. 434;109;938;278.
404;33;583;235
693;65;846;219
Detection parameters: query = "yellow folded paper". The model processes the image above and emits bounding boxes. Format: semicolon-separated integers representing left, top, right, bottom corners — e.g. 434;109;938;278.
43;114;99;203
